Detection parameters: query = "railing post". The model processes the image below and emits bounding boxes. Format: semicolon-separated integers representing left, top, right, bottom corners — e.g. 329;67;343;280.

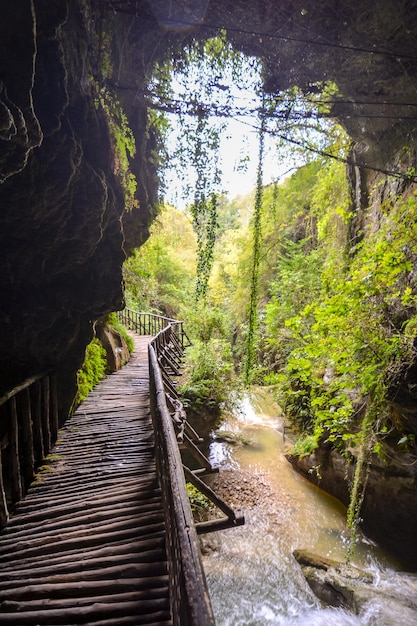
0;448;8;528
50;374;59;443
31;380;44;464
41;377;51;455
18;389;35;490
149;346;215;625
9;396;23;504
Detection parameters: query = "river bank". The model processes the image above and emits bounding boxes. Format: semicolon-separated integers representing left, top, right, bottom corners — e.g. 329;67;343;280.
200;389;415;625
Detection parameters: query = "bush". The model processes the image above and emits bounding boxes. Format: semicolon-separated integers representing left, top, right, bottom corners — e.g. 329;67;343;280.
178;338;237;416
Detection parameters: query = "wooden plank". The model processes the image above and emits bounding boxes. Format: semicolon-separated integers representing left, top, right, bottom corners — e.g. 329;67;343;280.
2;583;169;612
0;551;167;581
4;494;163;532
0;603;172;625
0;334;180;625
0;533;166;574
0;538;167;575
0;563;169;592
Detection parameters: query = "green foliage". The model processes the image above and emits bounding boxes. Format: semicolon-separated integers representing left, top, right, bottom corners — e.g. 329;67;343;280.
179;339;236;415
267;180;417;460
193;192;219;301
345;409;374;563
186;483;214;521
96;88;138;211
74;338;107;407
292;435;319;458
152;32;263;301
244;111;265;385
185;300;232;343
265;239;323;370
123;204;196;317
179;300;238;415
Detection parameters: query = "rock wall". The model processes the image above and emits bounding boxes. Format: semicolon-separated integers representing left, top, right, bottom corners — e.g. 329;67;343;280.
0;2;120;419
287;441;417;569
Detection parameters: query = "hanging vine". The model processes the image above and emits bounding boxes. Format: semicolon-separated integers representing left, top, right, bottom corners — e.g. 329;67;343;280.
345;403;376;563
244;104;266;384
150;32;264;302
188;107;221;301
193;192;218;300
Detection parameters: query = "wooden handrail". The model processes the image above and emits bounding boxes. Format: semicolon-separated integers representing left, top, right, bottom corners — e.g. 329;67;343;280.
0;370;49;407
149;345;215;626
0;371;59;529
116;308;191;347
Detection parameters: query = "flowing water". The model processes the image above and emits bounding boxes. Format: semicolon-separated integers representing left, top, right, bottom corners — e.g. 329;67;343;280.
202;388;410;625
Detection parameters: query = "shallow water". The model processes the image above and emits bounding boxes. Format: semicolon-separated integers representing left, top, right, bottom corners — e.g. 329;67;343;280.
202;388;404;625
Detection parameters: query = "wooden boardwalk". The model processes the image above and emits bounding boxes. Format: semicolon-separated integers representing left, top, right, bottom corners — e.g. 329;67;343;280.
0;335;173;626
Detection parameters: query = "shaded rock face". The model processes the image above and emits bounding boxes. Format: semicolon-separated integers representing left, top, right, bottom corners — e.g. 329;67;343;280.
0;2;127;417
287;443;417;569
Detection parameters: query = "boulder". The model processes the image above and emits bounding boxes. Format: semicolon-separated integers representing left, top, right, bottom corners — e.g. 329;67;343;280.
294;549;417;623
95;321;131;373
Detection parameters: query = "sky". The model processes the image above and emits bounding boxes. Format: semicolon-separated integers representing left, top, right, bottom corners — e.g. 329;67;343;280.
157;43;299;209
162;101;297;208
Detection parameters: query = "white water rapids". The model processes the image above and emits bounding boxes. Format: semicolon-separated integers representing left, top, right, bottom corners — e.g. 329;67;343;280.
201;389;413;625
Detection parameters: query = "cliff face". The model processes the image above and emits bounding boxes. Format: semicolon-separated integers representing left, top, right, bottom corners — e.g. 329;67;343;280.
0;3;120;417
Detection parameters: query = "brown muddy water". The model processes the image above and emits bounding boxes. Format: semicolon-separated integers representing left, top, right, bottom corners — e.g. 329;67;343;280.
201;388;409;625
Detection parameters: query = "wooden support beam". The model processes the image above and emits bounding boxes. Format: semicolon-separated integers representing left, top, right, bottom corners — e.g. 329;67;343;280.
0;448;8;528
184;466;240;521
168;331;183;354
158;351;181;376
41;376;51;455
180;434;212;471
161;369;178;397
196;514;245;534
184;421;203;444
31;380;44;464
18;389;35;490
166;341;182;365
192;467;219;476
9;397;22;504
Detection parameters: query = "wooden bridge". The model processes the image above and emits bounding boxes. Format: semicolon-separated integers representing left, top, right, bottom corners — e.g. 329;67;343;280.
0;310;243;625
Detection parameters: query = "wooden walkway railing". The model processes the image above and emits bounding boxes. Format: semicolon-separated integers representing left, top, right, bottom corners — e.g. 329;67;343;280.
0;372;59;528
0;309;242;624
0;336;176;625
117;310;188;345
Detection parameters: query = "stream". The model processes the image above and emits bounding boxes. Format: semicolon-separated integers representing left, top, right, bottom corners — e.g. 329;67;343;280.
201;388;406;626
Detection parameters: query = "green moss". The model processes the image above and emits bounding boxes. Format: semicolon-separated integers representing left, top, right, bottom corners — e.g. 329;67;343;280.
74;338;107;407
107;312;134;353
